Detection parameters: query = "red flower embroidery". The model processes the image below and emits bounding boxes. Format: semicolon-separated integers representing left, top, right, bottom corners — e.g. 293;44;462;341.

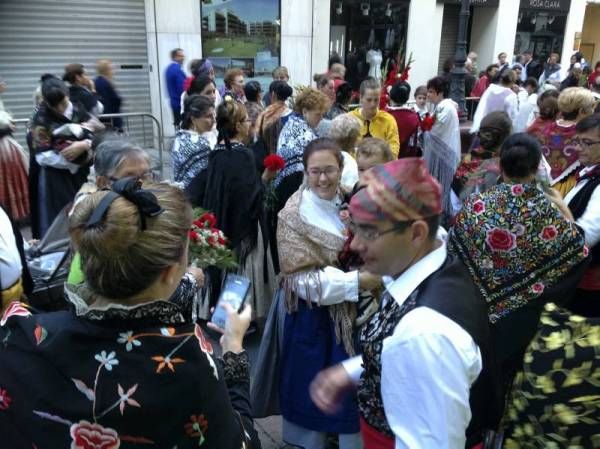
531;282;545;295
511;184;524;196
185;414;209;438
485;228;517;252
0;388;12;410
69;420;120;449
1;302;31;326
472;200;485;215
540;225;558;241
263;154;285;171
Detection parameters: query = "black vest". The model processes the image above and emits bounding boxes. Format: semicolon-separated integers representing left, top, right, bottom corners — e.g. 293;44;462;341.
357;255;501;446
568;174;600;266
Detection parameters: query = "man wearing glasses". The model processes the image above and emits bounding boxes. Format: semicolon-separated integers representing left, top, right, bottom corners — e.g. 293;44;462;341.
310;158;499;449
564;113;600;314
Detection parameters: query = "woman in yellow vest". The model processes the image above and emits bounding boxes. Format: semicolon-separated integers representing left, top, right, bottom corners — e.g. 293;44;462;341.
349;78;400;158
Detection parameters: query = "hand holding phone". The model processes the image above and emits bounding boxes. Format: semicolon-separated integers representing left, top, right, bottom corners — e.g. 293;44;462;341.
207;302;252;354
210;274;251;329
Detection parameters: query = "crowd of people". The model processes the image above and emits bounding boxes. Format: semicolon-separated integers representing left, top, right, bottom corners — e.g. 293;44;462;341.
0;45;599;449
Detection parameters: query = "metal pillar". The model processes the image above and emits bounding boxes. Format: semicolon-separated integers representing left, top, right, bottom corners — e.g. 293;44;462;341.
449;0;471;122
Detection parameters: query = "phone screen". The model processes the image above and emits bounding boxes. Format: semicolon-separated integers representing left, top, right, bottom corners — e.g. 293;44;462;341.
210;274;251;329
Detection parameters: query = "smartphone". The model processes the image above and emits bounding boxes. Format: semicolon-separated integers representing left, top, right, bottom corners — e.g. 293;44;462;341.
210;274;251;329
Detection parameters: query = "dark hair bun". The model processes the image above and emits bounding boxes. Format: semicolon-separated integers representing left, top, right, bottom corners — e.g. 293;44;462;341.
270;81;293;101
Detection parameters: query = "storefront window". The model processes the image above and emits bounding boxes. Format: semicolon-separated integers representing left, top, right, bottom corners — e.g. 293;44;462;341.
330;0;410;91
201;0;281;89
514;1;570;64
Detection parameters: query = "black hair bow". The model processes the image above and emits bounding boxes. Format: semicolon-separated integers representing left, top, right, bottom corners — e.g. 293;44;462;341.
85;177;164;230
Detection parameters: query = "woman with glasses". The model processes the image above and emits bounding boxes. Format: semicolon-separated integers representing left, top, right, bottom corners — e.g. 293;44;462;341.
171;94;215;189
349;77;400;158
276;138;381;449
67;138;203;315
188;98;277;322
274;88;329;215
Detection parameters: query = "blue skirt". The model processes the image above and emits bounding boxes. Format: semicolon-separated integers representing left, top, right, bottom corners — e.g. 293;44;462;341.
279;300;359;434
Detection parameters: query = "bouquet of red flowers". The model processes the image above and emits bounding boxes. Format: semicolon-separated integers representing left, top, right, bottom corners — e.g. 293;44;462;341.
188;208;237;269
420;113;436;132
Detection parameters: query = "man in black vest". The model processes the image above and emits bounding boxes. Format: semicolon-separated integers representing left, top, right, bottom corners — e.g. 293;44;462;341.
310;159;499;449
565;113;600;314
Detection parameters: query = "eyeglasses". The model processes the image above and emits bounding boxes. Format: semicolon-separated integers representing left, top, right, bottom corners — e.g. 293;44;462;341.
109;171;156;183
572;137;600;148
307;167;340;178
348;220;414;241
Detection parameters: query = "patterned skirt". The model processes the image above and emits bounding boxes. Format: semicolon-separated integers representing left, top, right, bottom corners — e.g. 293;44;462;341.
0;136;29;221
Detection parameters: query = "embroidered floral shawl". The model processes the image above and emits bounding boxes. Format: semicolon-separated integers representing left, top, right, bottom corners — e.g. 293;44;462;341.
0;285;257;448
277;189;356;355
449;182;587;323
528;120;579;185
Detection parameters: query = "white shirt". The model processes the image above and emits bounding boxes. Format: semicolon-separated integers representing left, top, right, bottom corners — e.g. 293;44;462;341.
343;240;482;449
0;208;22;290
513;91;537;133
564;164;600;247
432;98;461;166
293;189;359;306
470;84;517;134
341;152;359;192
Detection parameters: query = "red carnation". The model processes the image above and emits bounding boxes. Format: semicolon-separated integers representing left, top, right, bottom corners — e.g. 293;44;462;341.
264;154;285;171
188;230;199;242
199;212;217;229
421;113;435;132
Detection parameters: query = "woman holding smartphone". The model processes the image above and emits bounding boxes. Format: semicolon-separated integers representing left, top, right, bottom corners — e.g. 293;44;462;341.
0;179;260;448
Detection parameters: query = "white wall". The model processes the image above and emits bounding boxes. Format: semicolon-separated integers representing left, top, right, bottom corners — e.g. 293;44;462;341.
280;0;331;87
406;0;444;89
280;0;316;87
470;7;499;69
493;0;520;63
561;0;587;74
145;0;202;139
312;0;331;78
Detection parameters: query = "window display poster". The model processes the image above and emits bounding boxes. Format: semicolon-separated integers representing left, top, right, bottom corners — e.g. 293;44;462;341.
201;0;280;82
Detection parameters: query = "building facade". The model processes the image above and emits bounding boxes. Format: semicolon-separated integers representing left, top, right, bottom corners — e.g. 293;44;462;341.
0;0;598;140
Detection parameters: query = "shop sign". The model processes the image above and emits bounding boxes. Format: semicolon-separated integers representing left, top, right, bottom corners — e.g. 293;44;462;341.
438;0;499;5
519;0;571;12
